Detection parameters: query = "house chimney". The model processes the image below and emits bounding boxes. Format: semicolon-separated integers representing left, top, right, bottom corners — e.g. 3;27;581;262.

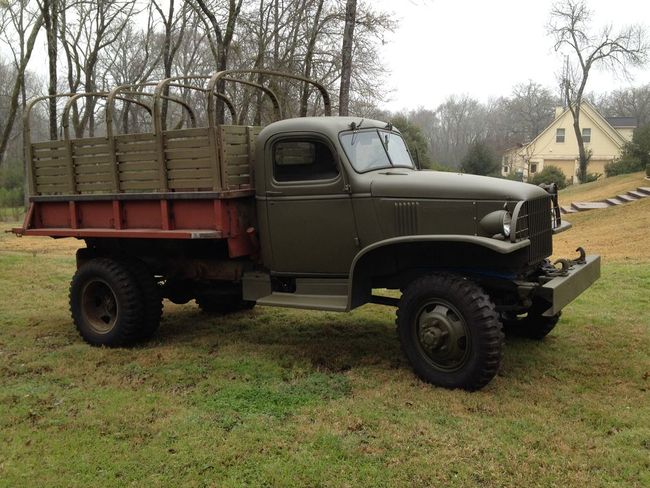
555;107;565;119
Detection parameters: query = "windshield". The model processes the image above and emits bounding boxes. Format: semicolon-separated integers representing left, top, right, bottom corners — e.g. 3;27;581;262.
340;129;415;173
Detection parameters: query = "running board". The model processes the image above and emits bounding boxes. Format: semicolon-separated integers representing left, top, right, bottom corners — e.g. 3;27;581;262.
256;293;348;311
243;273;349;312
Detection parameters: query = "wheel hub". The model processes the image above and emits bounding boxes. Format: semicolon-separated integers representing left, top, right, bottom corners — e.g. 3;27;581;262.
81;280;118;334
416;302;469;371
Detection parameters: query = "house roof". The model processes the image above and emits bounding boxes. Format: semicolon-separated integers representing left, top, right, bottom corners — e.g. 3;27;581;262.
605;116;638;128
520;101;627;154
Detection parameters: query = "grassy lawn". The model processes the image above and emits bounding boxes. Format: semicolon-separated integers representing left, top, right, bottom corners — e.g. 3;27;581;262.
1;197;649;486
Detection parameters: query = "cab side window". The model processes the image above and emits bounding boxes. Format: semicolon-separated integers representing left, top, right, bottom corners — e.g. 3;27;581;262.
273;140;339;182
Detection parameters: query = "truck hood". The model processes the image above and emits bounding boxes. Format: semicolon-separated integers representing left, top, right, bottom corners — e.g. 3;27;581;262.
369;170;549;201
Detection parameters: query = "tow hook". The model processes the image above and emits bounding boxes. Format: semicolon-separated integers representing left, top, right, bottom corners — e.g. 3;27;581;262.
544;247;587;277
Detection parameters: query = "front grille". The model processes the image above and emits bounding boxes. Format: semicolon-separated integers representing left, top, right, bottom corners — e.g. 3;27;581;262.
514;196;553;264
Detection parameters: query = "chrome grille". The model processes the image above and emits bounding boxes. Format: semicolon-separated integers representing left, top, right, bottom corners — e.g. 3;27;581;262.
514;196;553;264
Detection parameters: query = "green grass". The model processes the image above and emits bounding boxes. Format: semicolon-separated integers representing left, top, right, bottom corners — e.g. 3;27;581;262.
1;246;649;487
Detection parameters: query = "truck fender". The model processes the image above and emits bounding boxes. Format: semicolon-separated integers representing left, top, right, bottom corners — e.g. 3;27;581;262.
347;235;531;310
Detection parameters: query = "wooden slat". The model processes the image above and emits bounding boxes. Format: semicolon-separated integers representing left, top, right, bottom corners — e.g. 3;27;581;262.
76;173;113;184
36;183;69;194
163;137;209;150
70;136;107;147
75;163;112;175
36;175;69;185
73;145;110;156
226;175;252;186
165;147;212;160
74;154;111;165
168;179;213;190
34;148;68;159
221;125;248;136
119;161;158;172
115;140;157;152
225;163;252;176
221;133;248;144
35;167;68;177
114;133;155;143
120;180;160;191
76;181;114;192
164;127;209;139
34;159;68;169
168;168;213;180
166;158;212;170
223;145;248;157
119;170;158;182
224;154;250;166
32;140;66;150
117;152;157;163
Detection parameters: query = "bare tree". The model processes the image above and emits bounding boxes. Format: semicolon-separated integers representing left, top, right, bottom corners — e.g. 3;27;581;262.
59;0;137;136
596;84;650;127
0;0;43;163
338;0;356;116
548;0;649;182
192;0;245;124
36;0;61;140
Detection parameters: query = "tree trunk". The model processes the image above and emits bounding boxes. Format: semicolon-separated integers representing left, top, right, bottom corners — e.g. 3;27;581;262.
42;0;59;140
0;15;43;164
338;0;357;116
300;0;325;117
572;111;588;183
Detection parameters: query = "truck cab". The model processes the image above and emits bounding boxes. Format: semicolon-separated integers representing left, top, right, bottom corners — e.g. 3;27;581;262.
13;70;600;390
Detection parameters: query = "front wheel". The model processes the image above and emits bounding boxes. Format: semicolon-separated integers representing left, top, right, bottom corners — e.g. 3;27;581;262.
396;274;504;391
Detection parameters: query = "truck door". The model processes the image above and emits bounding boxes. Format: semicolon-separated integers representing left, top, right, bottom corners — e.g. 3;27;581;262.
261;134;358;274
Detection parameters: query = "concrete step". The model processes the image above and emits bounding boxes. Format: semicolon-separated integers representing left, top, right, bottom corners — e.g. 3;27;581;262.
571;201;611;211
617;194;637;202
627;190;646;199
604;198;625;206
637;187;650;195
560;206;578;214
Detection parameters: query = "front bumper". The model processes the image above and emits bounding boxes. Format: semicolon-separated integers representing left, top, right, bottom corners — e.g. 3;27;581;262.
537;255;601;316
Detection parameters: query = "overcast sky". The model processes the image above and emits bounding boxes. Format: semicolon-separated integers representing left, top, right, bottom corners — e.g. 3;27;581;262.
374;0;650;111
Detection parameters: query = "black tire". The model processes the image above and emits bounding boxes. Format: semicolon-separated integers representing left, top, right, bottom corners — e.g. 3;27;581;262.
503;311;561;340
69;258;144;347
123;258;163;341
396;274;504;391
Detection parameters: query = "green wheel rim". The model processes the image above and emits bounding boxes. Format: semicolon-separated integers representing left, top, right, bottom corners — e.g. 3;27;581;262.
414;299;471;372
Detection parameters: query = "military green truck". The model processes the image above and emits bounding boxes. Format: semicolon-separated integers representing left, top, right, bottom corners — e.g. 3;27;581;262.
13;70;600;390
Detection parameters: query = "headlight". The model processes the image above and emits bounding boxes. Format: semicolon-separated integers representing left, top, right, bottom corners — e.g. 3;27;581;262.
502;211;512;237
479;210;513;238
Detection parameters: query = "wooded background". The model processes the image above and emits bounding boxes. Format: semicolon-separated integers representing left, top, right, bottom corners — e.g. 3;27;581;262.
1;0;649;198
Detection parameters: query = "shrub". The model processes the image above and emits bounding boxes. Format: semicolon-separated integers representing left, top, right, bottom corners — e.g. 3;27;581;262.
504;171;524;182
530;165;568;189
605;155;645;177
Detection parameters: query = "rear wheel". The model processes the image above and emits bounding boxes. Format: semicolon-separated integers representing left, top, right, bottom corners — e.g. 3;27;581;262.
396;274;504;391
123;258;163;340
69;258;144;347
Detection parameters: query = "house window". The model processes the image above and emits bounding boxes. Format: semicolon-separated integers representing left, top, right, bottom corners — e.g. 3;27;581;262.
556;128;565;143
530;163;538;174
582;128;591;143
503;165;509;173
